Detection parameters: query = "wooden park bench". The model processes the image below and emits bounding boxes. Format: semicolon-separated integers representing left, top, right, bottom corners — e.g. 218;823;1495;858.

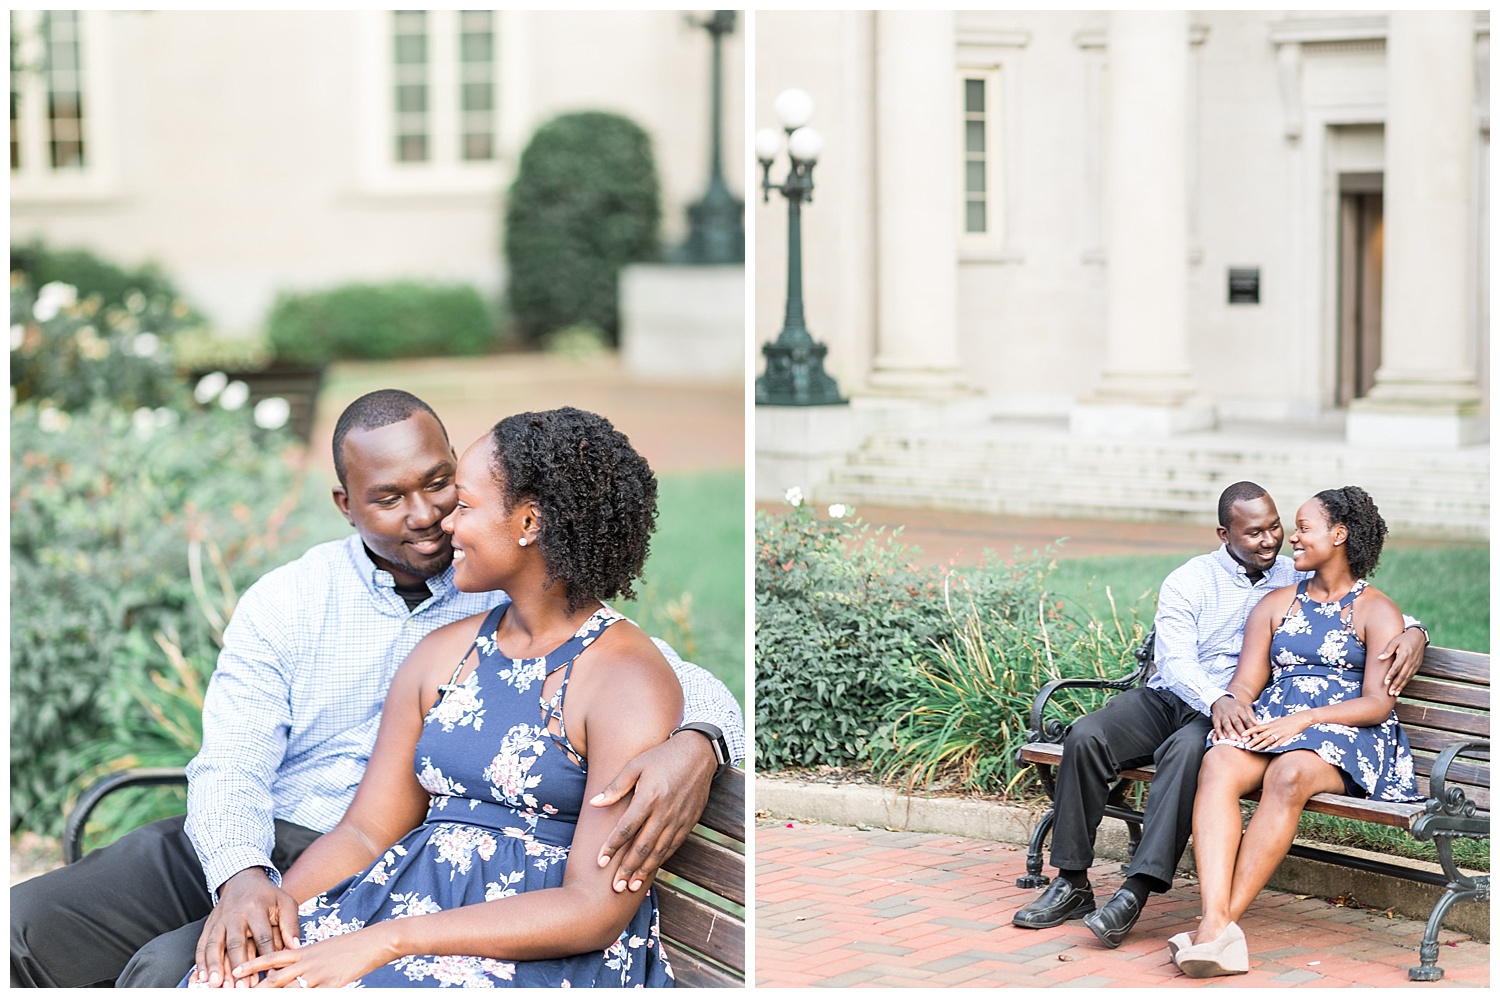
63;764;747;987
1015;632;1489;982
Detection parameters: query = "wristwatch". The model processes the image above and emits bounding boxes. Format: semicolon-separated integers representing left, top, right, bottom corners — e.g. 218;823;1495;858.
672;721;731;778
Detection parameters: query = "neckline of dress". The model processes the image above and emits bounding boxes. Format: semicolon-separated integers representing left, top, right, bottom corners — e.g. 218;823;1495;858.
1296;577;1367;607
489;602;621;663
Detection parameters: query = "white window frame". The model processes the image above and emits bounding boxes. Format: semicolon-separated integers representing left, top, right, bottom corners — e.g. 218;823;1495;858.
354;9;506;197
10;9;120;204
955;67;1009;259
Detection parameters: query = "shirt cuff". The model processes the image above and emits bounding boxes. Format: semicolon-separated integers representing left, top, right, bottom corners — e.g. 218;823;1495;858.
1402;615;1427;638
1202;687;1234;711
204;851;282;905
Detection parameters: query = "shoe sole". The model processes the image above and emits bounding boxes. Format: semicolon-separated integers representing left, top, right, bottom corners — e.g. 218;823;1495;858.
1177;957;1248;978
1012;901;1096;930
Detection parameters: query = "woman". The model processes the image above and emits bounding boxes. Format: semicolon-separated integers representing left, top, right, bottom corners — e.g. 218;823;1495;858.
1172;486;1420;978
189;407;681;987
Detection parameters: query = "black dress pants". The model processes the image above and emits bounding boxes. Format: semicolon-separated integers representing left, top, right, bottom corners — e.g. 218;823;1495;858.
1048;685;1212;888
10;814;320;988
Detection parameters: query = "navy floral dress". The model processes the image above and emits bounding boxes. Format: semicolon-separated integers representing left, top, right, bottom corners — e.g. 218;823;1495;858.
188;602;673;988
1219;579;1420;802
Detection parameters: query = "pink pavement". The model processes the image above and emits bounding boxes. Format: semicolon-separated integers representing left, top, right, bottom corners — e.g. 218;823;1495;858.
755;820;1489;988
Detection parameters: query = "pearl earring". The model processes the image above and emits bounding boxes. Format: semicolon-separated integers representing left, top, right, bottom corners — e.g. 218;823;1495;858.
519;537;528;547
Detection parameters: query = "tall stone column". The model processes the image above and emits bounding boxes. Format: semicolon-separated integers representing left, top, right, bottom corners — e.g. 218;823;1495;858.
1071;11;1213;437
1347;12;1484;448
866;10;964;396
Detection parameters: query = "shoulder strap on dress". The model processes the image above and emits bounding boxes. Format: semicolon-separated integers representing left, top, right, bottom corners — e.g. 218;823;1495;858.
441;602;509;690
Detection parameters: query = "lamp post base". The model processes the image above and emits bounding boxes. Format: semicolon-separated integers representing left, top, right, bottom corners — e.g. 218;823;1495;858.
672;188;745;265
755;335;846;406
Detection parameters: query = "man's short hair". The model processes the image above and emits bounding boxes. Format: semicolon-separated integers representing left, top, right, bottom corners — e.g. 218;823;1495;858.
1217;481;1269;528
331;389;447;486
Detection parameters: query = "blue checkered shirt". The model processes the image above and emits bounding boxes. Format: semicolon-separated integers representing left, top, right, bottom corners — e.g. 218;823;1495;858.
1146;546;1304;716
185;534;745;898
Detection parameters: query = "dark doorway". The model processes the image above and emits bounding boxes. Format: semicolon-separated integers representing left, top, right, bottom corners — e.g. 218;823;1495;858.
1337;172;1383;406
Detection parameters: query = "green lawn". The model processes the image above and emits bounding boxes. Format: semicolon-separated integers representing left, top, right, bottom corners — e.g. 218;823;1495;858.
1045;544;1489;653
615;469;746;707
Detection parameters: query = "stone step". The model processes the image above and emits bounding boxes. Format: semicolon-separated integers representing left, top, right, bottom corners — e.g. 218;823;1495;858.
827;425;1489;539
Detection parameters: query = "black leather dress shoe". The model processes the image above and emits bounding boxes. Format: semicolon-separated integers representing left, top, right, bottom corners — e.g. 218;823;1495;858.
1013;878;1095;929
1082;888;1142;947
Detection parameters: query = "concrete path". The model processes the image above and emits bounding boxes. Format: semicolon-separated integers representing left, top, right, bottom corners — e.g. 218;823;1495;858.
756;819;1489;988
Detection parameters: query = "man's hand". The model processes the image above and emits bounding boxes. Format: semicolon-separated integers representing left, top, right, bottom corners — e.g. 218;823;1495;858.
590;732;718;893
1378;626;1427;697
194;867;301;988
1210;694;1257;742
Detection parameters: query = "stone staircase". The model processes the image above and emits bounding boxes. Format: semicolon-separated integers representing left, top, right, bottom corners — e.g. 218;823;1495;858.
827;417;1490;540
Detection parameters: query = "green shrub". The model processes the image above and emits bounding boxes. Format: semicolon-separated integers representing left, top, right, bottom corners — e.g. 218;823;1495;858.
265;281;497;365
8;401;330;835
10;272;194;412
754;496;1046;771
504;111;661;346
10;240;187;315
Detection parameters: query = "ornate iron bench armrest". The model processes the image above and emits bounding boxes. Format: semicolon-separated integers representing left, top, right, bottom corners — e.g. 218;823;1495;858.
1022;628;1156;745
1412;739;1490;843
63;767;189;865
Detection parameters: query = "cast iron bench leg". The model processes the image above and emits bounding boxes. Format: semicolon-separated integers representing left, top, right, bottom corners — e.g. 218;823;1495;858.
1016;808;1054;888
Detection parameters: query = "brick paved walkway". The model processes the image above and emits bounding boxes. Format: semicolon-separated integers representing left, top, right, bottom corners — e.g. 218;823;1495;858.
755;820;1488;988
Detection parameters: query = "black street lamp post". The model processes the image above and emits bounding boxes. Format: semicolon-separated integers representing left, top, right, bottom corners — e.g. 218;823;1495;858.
673;11;744;265
754;89;845;406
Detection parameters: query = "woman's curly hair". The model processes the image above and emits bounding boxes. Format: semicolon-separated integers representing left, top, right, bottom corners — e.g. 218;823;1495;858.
489;407;657;613
1313;485;1387;580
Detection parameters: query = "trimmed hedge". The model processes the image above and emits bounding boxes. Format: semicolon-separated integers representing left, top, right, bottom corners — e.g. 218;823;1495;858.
10;240;185;314
504;111;661;346
265;281;497;365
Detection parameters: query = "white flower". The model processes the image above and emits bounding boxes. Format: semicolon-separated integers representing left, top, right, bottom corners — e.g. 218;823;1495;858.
33;281;77;322
253;396;291;430
219;379;250;410
784;486;804;507
38;407;70;433
129;332;160;357
194;371;228;403
828;503;848;519
11;324;24;351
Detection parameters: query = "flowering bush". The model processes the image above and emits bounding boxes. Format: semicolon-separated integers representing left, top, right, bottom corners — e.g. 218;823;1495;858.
9;401;343;835
754;494;1048;771
10;273;192;412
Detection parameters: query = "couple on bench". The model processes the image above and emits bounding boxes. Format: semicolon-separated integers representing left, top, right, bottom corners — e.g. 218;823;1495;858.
13;391;745;988
1014;481;1428;978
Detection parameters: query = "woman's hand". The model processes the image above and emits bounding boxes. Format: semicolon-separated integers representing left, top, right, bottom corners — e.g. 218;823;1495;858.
232;929;397;989
1240;712;1314;750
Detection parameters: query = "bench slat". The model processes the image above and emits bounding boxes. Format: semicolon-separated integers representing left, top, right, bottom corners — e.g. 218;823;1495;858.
1399;703;1489;739
664;947;743;989
661;834;746;906
696;768;746;843
1399;677;1489;712
656;883;746;975
1020;742;1491;821
1415;648;1491;686
1404;729;1488;774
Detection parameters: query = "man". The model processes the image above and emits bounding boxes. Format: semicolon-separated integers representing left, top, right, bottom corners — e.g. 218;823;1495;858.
1012;481;1426;947
12;390;744;987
